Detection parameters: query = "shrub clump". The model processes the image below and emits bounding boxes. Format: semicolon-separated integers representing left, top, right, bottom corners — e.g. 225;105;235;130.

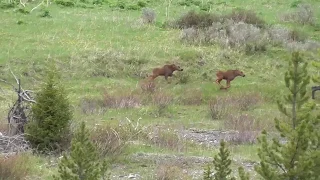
209;92;262;120
225;8;266;28
174;10;221;29
108;0;149;11
147;126;186;152
25;68;72;153
79;97;106;115
268;25;320;51
151;91;173;117
102;90;142;109
141;7;156;24
177;9;268;53
280;3;316;25
224;114;265;144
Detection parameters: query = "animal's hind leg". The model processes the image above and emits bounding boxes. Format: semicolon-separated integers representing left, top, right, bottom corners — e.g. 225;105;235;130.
147;75;156;81
215;78;225;88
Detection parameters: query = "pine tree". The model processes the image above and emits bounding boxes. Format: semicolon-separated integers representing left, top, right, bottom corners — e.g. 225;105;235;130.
203;165;212;180
311;50;320;83
53;121;109;180
254;51;320;180
213;140;235;180
238;167;250;180
203;140;235;180
311;61;320;83
25;66;72;153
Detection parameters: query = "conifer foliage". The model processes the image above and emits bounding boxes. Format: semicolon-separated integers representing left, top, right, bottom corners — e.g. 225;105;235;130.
25;68;72;153
237;167;250;180
53;121;109;180
254;51;320;180
204;140;235;180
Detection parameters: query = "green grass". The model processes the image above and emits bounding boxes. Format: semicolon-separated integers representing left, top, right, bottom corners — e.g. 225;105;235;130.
1;0;320;179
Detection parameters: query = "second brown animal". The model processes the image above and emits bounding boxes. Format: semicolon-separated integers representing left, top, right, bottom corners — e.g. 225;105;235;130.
215;69;245;90
148;64;183;83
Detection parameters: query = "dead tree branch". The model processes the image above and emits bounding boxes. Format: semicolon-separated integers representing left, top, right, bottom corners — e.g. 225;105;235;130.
1;69;36;136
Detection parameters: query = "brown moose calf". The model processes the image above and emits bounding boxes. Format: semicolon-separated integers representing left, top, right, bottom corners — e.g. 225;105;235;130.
215;69;245;90
148;64;183;83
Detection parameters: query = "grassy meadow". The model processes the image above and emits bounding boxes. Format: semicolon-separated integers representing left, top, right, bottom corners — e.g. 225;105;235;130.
0;0;320;179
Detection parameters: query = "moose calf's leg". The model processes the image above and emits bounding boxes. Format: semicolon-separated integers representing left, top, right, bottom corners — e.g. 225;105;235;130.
215;79;223;87
165;74;171;84
225;80;231;89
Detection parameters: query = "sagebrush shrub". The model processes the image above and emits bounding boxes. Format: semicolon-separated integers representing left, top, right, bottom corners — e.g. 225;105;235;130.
80;97;106;114
224;114;263;144
180;27;202;44
180;19;269;52
268;25;292;44
224;8;266;28
235;92;262;111
175;10;221;29
295;3;315;25
54;0;75;7
288;28;307;42
148;126;186;152
151;91;173;117
225;21;269;51
267;25;318;51
141;7;156;24
280;3;315;25
208;98;229;120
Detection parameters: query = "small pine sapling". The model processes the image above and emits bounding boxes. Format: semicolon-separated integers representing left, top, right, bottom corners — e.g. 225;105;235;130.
53;121;110;180
203;140;235;180
25;66;72;153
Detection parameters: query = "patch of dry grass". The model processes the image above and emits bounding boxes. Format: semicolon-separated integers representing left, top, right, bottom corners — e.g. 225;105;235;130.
224;113;273;144
0;154;31;180
90;117;148;161
155;162;192;180
209;92;263;120
102;89;142;109
151;91;174;117
147;126;186;152
280;3;316;25
178;88;203;106
79;97;106;115
140;79;156;94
